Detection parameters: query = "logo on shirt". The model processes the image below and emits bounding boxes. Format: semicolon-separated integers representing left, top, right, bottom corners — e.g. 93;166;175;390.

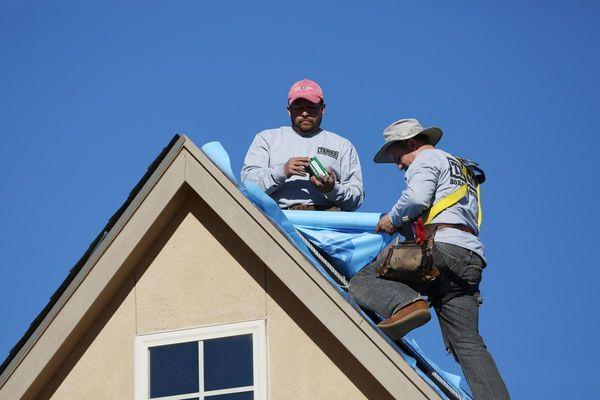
317;147;339;160
447;157;477;196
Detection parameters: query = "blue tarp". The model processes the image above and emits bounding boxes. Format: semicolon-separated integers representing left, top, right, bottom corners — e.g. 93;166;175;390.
283;210;395;278
200;141;472;400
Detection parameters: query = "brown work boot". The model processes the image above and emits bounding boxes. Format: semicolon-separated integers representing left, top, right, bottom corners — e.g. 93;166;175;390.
377;300;431;340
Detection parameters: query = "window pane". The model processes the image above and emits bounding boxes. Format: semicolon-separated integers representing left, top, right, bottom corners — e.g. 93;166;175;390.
150;341;199;398
206;391;253;400
204;334;253;391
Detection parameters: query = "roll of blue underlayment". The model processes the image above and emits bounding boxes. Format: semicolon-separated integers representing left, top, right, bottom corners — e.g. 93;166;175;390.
200;141;238;184
282;210;383;232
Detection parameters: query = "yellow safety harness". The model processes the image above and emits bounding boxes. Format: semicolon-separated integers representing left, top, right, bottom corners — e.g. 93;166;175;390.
422;159;483;228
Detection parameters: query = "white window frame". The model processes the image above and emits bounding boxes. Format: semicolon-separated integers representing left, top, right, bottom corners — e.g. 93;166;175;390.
134;320;267;400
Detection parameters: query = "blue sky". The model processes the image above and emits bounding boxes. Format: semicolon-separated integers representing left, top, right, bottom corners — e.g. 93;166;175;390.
1;1;599;398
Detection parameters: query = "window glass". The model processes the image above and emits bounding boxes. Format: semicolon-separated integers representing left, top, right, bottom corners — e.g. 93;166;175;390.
204;334;253;391
206;391;253;400
150;341;199;398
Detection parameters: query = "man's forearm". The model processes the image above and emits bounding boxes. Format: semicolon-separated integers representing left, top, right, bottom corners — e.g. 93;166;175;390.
241;165;287;194
327;147;364;211
388;187;431;226
325;182;364;211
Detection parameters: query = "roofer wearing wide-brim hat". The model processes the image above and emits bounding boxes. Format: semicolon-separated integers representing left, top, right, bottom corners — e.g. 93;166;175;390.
349;119;510;399
241;79;364;211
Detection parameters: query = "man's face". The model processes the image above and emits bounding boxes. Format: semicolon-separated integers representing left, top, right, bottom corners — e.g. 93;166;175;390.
288;98;325;134
386;141;412;171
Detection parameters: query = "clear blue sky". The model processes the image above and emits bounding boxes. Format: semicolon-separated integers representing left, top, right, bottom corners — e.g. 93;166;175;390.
1;1;598;398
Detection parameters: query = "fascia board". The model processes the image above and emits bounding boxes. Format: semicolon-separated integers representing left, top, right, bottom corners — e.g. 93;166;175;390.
0;137;188;399
182;140;442;400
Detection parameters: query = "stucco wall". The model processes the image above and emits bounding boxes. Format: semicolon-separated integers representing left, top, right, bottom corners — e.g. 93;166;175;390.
41;202;375;399
134;208;267;333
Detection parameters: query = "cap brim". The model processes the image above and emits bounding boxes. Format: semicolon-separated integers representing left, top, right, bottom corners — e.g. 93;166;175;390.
288;94;323;105
372;127;443;163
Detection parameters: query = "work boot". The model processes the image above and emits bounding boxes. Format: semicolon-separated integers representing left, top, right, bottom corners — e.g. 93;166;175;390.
377;300;430;340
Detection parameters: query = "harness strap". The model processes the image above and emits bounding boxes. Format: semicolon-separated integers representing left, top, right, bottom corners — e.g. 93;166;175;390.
422;162;482;228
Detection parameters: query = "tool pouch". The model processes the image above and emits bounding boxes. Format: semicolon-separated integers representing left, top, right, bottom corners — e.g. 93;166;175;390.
376;236;439;284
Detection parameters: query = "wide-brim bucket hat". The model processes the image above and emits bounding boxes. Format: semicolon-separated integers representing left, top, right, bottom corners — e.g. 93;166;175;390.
373;118;443;163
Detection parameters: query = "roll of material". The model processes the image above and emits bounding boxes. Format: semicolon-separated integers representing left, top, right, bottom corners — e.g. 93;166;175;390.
283;210;383;232
283;211;393;278
201;141;237;183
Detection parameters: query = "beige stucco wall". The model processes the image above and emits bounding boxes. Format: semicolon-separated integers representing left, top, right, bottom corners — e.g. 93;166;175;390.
40;201;380;399
134;208;267;333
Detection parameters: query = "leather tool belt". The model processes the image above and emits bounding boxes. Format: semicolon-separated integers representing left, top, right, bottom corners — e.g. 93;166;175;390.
424;223;477;237
376;223;476;284
376;235;440;285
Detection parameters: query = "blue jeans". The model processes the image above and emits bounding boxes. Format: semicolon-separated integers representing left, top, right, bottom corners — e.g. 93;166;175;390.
349;241;510;400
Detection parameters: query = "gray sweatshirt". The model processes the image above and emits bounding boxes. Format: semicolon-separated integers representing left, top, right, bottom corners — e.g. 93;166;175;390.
388;148;485;260
241;126;364;211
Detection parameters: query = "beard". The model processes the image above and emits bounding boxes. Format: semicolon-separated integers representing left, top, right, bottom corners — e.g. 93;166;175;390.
292;114;322;134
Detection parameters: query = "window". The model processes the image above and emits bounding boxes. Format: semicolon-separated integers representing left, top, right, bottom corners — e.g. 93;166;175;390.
135;320;266;400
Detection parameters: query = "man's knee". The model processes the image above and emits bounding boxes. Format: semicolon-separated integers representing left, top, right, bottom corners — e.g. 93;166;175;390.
348;268;379;306
348;275;366;303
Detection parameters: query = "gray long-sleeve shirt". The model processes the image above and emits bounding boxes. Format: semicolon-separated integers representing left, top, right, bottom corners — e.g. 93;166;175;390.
388;148;485;260
241;126;364;211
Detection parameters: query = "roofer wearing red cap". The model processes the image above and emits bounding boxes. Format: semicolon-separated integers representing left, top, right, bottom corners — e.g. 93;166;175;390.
348;119;510;400
241;79;364;211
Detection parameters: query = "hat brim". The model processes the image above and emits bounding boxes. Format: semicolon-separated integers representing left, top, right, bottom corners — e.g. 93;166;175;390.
373;127;443;163
288;94;323;105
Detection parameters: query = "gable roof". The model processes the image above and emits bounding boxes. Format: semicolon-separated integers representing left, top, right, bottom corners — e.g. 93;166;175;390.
0;135;450;399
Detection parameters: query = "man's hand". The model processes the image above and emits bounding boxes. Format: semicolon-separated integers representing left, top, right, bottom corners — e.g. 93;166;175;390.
310;167;335;193
284;157;310;178
375;214;397;235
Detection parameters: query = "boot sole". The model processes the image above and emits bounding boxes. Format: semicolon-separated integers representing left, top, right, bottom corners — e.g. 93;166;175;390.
377;309;431;340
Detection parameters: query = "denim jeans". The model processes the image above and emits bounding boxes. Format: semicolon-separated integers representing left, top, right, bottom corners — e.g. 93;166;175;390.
349;241;510;400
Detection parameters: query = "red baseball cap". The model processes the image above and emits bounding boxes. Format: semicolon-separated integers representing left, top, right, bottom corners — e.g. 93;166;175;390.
287;79;324;105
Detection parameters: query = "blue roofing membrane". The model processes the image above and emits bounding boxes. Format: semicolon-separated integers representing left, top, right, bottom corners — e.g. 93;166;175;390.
201;141;473;400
